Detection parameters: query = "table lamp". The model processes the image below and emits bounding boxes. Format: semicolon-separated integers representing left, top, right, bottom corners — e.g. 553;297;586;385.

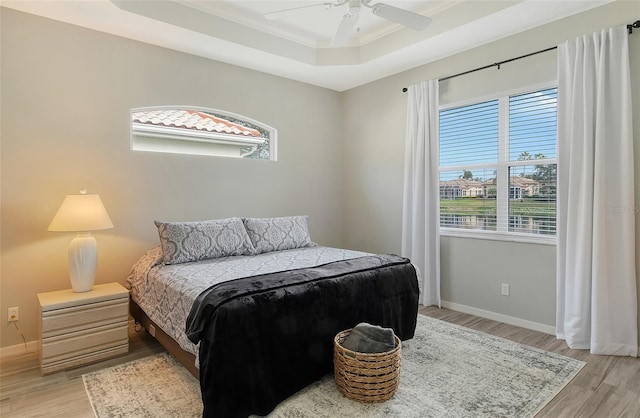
48;189;114;292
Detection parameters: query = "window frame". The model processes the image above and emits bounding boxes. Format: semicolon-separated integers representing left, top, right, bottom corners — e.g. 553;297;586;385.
438;82;557;245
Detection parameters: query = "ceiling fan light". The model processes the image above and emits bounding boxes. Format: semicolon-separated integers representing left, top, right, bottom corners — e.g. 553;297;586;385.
372;3;432;31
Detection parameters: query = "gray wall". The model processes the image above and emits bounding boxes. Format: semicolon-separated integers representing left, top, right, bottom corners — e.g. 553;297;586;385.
342;1;640;333
0;8;344;347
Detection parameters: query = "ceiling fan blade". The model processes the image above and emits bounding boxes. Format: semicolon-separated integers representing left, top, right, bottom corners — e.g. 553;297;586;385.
371;3;432;30
265;3;335;20
331;11;359;47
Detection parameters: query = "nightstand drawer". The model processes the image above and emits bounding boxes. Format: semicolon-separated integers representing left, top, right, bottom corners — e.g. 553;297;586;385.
38;283;130;375
41;321;129;362
42;298;128;338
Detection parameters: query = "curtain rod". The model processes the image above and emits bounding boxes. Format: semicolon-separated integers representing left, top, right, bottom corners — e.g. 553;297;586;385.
401;19;640;93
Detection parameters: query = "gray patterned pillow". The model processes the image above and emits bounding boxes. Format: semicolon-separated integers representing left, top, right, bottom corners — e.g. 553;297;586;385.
155;218;256;265
243;216;316;254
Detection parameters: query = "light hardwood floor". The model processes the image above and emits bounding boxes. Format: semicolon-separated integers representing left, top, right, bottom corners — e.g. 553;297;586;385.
1;308;639;417
0;321;165;418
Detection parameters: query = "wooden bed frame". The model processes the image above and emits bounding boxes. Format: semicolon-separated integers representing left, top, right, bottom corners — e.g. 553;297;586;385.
129;299;199;378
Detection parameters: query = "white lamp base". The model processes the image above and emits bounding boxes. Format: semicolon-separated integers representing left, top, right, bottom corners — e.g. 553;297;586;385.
68;233;98;293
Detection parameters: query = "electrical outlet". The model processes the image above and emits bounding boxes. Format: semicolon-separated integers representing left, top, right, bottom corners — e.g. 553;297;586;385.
8;307;19;322
501;284;510;296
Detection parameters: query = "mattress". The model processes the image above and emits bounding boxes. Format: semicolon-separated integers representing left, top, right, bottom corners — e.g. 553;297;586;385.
126;245;370;355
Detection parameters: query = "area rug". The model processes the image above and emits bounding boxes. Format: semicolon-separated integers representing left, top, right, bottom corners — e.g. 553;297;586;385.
83;352;201;418
83;314;585;418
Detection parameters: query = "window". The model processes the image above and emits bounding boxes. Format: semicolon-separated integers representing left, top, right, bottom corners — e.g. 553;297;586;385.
131;106;277;160
439;87;557;239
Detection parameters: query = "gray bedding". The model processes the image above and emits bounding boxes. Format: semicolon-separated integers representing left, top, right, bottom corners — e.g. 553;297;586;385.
126;245;370;355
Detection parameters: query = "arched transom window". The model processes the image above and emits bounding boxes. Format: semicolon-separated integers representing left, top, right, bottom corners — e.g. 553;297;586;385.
131;106;276;160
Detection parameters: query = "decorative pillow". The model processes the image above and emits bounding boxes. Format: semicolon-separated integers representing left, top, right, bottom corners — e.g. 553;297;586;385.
242;216;316;254
155;217;255;265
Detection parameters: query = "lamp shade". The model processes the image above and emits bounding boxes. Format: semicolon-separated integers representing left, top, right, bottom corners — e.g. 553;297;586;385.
48;193;114;232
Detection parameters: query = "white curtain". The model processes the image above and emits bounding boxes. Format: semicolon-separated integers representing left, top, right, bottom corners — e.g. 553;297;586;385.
402;80;441;307
556;26;637;356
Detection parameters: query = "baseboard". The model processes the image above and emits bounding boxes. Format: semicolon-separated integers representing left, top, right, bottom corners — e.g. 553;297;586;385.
440;301;556;335
0;340;39;359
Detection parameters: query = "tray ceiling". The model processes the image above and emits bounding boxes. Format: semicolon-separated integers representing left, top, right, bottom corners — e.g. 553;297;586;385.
3;0;612;91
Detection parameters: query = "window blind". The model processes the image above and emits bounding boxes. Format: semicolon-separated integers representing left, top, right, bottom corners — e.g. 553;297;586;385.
439;100;499;168
509;89;557;161
439;87;557;237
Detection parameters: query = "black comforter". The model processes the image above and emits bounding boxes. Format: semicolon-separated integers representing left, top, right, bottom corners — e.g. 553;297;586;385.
186;254;419;418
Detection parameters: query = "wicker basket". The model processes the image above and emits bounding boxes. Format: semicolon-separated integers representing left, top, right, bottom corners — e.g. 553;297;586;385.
333;328;401;403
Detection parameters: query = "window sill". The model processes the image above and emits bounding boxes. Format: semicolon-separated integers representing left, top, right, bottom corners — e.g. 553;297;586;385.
440;228;557;245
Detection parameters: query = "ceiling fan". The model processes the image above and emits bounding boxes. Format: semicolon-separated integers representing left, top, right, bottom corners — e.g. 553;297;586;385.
265;0;432;47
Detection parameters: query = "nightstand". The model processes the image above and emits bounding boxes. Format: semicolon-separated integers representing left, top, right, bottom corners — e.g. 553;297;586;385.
37;282;129;375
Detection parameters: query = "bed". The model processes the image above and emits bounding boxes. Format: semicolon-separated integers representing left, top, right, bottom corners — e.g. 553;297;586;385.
126;216;419;418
